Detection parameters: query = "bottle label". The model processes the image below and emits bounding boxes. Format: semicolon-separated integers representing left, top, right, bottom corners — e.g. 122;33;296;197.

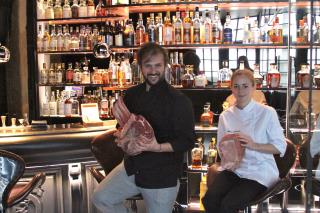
63;9;72;18
78;7;87;17
193;28;200;43
164;27;173;43
174;28;182;43
65;103;72;115
115;34;123;46
87;6;95;17
223;28;232;43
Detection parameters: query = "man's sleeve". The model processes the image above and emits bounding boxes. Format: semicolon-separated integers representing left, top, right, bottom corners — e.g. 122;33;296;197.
169;95;196;152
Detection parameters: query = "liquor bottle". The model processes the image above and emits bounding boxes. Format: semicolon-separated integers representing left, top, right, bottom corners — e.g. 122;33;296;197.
57;90;65;115
85;25;92;50
193;7;201;44
297;63;311;88
314;21;320;43
56;63;64;84
206;102;214;124
82;60;91;84
63;25;71;51
251;20;260;44
204;10;211;44
70;26;80;51
131;52;141;85
48;63;56;84
183;8;192;44
100;95;109;120
269;16;283;44
42;24;50;51
37;0;46;19
109;55;119;86
42;91;50;116
49;25;58;51
65;62;74;83
191;142;203;169
45;0;54;19
40;63;48;84
136;13;145;45
303;15;309;43
207;137;218;166
124;54;132;85
87;0;95;17
49;91;57;115
71;95;80;115
297;19;305;43
174;8;183;44
260;16;269;43
217;60;232;88
171;52;181;85
200;105;212;127
54;0;63;19
57;25;64;51
114;21;124;46
148;13;156;43
79;25;86;51
267;63;281;88
92;24;99;47
181;65;194;88
71;0;80;18
164;11;173;45
96;0;106;16
118;57;126;87
211;6;222;44
194;70;207;88
156;13;164;45
64;91;72;117
223;12;232;44
106;22;114;46
63;0;72;18
253;64;263;88
124;19;135;46
37;25;43;52
243;16;251;44
79;0;88;17
73;62;82;84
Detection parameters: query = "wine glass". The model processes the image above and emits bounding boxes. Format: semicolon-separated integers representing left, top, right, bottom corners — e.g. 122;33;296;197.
0;43;10;63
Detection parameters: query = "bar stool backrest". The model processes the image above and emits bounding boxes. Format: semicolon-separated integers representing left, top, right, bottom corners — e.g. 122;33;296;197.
0;150;25;211
274;138;296;179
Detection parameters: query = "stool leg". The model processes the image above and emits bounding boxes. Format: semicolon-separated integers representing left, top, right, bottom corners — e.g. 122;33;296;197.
129;200;138;213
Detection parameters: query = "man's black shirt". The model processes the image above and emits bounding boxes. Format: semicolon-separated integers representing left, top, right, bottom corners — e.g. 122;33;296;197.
123;80;195;189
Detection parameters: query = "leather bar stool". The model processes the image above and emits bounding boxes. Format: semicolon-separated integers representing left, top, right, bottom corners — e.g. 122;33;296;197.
89;129;142;213
0;149;46;213
206;138;296;213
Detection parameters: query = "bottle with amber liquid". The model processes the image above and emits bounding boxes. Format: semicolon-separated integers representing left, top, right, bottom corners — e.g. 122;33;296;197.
171;52;181;86
96;0;106;16
269;16;283;44
207;137;218;166
191;142;203;169
65;62;74;84
200;105;213;127
71;0;80;18
181;65;194;88
136;13;146;46
253;64;263;88
267;63;281;88
183;7;192;44
54;0;63;19
174;7;183;44
100;95;109;120
297;63;311;88
164;11;174;45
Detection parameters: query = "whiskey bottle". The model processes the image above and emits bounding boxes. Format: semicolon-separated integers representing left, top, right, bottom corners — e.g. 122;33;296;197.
42;25;50;51
40;63;48;84
148;13;156;43
164;11;173;45
57;25;64;51
124;19;135;46
297;63;311;88
87;0;95;17
96;0;106;17
71;0;80;18
174;8;183;44
136;13;145;45
207;137;218;166
100;95;109;120
65;62;74;84
48;63;56;84
156;13;164;45
223;12;232;44
106;22;114;46
193;7;201;44
70;26;80;51
56;63;64;84
78;0;88;17
49;25;58;51
171;52;181;86
63;25;71;51
57;90;66;116
191;142;203;169
45;0;54;19
64;91;72;117
253;64;263;88
114;21;124;46
54;0;63;19
211;6;222;44
200;106;212;127
297;19;306;43
37;25;43;52
73;62;82;84
269;16;283;44
203;10;211;44
63;0;72;18
217;60;232;88
183;8;192;44
242;16;251;44
49;91;57;115
42;91;50;116
267;63;281;88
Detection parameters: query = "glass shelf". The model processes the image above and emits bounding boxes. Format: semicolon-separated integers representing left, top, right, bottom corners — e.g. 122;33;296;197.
38;84;132;90
37;16;125;25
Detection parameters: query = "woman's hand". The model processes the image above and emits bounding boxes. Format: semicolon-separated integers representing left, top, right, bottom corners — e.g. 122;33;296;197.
235;133;257;150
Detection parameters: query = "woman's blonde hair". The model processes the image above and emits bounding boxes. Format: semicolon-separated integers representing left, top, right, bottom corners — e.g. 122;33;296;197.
231;69;255;87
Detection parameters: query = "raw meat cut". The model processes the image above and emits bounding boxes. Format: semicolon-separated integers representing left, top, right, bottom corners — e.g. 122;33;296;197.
112;97;155;147
219;134;245;171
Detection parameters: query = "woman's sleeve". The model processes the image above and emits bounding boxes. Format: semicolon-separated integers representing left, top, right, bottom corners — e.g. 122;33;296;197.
217;113;226;153
267;108;287;157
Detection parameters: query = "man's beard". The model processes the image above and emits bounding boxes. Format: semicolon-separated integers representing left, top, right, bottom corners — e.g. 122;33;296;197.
143;73;165;86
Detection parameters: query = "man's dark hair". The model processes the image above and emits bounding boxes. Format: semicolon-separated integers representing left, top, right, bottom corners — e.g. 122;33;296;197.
137;43;169;67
